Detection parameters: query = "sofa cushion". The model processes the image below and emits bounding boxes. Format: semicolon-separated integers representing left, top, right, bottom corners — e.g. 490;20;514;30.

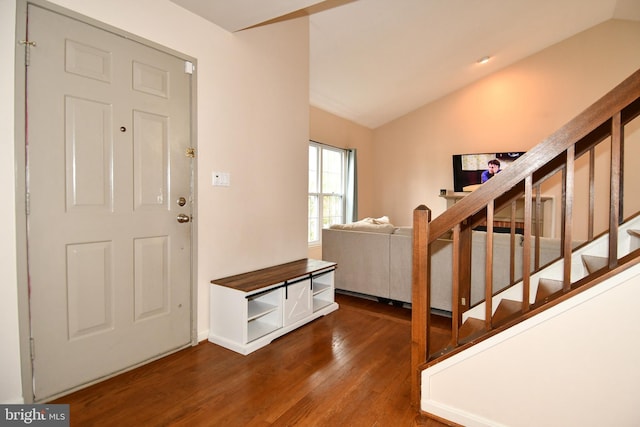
330;217;396;234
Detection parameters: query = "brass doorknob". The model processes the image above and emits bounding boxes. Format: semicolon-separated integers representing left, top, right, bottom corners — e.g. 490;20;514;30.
176;213;190;223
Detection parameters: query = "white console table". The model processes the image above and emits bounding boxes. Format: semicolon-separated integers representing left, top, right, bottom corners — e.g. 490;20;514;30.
209;258;338;355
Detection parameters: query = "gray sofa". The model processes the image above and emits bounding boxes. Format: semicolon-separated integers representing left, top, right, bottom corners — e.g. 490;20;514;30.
322;226;566;312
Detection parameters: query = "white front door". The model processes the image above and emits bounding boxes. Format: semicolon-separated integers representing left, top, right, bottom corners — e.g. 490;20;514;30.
26;4;194;400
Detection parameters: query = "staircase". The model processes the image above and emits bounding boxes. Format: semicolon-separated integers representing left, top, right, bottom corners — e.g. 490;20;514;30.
410;68;640;425
459;215;640;343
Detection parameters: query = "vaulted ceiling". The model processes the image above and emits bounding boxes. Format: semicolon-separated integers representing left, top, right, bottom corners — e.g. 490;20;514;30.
170;0;640;128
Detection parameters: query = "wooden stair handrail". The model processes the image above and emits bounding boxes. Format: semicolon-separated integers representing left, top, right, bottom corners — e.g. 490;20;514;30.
428;68;640;243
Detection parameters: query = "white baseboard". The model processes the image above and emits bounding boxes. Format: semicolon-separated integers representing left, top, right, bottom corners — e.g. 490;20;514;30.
2;397;25;404
197;329;209;343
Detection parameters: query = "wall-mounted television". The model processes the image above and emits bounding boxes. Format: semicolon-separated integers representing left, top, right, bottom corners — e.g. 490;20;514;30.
452;152;525;192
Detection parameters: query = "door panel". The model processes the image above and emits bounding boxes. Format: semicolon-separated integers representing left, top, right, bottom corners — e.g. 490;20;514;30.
133;61;169;98
65;96;113;211
65;39;112;82
66;241;113;339
133;110;168;209
27;5;193;400
134;236;169;320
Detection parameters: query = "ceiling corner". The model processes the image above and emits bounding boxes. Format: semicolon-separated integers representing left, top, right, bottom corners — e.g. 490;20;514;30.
169;0;328;32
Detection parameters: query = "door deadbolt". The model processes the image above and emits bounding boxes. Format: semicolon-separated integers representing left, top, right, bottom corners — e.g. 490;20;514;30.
176;213;190;223
177;197;187;207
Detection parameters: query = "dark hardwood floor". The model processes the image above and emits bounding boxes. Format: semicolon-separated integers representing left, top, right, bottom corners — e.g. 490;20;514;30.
52;293;454;426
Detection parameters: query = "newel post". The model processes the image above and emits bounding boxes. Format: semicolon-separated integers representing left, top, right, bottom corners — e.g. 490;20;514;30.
411;205;431;408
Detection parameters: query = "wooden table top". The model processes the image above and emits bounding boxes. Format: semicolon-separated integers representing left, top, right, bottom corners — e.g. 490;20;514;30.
211;258;337;293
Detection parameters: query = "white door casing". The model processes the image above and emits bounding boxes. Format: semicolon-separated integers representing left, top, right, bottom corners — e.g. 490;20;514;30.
26;4;195;400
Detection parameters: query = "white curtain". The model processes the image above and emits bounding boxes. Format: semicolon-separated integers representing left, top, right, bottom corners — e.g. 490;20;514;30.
346;149;358;223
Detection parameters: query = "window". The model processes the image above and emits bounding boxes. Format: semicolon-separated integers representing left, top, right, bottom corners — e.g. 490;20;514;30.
308;142;346;243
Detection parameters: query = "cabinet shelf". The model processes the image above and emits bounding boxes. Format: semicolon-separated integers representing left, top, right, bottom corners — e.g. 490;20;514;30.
312;272;334;313
248;300;278;321
313;282;331;296
247;319;280;342
313;297;332;312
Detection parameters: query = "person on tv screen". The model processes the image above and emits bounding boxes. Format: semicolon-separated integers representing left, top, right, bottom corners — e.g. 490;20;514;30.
481;159;501;183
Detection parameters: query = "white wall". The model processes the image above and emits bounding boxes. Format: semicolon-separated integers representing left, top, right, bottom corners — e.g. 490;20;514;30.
1;0;309;403
373;19;640;233
422;265;640;427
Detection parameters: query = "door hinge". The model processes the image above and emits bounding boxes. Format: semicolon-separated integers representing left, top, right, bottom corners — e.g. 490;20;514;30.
184;61;194;75
185;147;196;158
20;40;36;66
30;337;35;361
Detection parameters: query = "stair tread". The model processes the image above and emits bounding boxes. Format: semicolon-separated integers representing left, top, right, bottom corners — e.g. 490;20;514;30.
627;229;640;238
459;317;485;343
536;278;564;304
492;299;522;325
582;254;608;274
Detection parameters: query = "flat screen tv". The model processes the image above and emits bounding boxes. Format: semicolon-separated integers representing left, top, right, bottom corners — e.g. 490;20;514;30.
452;152;525;192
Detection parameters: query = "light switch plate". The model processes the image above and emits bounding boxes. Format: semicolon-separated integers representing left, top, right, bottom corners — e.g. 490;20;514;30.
212;172;231;187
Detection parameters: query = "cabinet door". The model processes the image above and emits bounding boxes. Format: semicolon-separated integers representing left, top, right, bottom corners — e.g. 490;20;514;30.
283;278;312;326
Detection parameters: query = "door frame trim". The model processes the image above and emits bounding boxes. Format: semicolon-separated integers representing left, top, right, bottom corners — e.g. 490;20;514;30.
14;0;199;403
